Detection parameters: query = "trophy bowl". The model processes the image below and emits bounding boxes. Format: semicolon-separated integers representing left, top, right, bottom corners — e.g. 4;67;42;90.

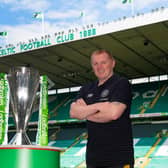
7;66;40;145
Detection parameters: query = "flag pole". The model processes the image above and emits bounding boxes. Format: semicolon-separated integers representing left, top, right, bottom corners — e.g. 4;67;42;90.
130;0;134;16
80;11;85;25
0;32;8;46
41;12;45;36
122;0;134;16
33;12;45;36
5;34;8;45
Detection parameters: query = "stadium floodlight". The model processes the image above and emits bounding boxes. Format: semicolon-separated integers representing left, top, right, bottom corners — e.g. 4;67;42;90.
70;86;81;92
48;90;56;95
132;77;149;84
57;88;69;94
149;76;159;82
160;75;168;81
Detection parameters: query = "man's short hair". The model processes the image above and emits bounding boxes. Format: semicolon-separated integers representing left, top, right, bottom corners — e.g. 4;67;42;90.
91;49;114;60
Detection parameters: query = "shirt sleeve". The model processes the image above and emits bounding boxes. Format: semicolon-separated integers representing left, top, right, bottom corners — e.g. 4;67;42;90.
109;78;132;106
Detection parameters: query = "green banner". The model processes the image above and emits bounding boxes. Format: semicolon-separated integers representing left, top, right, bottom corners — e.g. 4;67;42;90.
36;75;48;146
0;73;9;145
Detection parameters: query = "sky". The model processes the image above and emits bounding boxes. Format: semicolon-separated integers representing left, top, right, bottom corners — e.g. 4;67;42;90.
0;0;167;47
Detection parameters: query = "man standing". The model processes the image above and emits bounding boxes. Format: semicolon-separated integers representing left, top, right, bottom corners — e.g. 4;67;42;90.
70;50;134;168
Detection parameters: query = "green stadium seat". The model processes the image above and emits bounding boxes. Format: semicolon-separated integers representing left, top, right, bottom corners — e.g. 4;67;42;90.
131;80;168;118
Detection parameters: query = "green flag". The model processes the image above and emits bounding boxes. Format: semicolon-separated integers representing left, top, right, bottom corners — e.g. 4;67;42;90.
33;12;43;19
122;0;132;4
80;11;84;18
0;32;7;36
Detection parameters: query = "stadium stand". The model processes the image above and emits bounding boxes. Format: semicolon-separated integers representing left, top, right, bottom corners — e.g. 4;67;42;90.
59;133;87;168
7;80;168;168
27;80;168;125
48;92;78;122
131;80;168;118
7;80;168;126
134;129;168;168
47;126;168;168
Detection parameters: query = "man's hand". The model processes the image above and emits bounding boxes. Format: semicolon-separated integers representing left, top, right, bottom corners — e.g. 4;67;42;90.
87;102;127;123
76;98;87;106
70;98;98;120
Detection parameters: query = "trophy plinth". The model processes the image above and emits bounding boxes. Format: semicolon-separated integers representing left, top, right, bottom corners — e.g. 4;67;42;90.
7;66;40;145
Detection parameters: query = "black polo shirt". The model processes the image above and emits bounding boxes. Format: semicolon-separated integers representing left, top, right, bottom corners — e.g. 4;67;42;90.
78;74;134;167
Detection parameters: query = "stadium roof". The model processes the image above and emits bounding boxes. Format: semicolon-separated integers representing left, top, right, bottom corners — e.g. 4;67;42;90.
0;7;168;89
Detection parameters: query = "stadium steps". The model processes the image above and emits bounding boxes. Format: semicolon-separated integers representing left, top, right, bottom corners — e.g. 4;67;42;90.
131;82;155;115
146;85;168;115
146;130;168;168
60;133;87;168
76;161;86;168
139;84;166;114
48;95;71;120
134;129;168;168
49;129;168;168
141;84;167;114
48;92;78;122
60;131;168;168
131;81;168;118
49;139;75;149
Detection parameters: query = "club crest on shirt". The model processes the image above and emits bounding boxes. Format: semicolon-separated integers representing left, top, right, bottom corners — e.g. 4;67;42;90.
87;93;94;98
101;89;109;98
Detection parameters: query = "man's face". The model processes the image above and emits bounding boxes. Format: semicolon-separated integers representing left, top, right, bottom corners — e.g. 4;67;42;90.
91;52;115;83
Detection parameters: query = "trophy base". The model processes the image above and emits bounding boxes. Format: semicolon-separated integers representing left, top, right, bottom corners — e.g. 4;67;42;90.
9;132;31;145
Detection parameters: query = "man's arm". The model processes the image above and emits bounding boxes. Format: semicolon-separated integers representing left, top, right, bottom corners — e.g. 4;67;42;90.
70;98;127;122
88;78;131;123
86;101;127;123
70;98;98;120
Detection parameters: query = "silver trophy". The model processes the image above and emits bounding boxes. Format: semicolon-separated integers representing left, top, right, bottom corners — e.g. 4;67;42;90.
7;66;40;145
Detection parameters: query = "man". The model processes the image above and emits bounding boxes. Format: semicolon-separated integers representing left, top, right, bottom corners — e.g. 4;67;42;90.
70;50;134;168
